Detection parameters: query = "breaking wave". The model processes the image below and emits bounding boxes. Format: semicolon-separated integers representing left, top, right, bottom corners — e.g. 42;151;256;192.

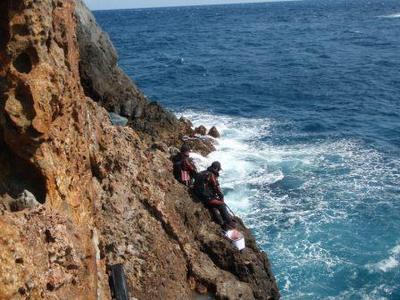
179;110;400;299
379;13;400;18
367;244;400;273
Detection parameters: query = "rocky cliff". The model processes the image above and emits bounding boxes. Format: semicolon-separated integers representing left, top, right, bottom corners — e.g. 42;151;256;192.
0;1;280;299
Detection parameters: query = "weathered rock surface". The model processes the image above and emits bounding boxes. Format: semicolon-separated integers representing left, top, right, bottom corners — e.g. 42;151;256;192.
0;1;108;298
0;1;280;299
75;0;184;144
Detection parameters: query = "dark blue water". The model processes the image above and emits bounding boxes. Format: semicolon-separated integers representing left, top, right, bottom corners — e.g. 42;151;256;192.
94;1;400;299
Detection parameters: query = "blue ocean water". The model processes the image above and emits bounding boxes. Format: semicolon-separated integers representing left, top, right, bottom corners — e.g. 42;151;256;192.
94;1;400;299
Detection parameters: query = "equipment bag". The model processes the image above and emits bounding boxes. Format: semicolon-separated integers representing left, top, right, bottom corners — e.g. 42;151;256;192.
108;264;130;300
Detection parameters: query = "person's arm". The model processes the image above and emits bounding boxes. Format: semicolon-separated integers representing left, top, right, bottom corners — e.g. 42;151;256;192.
210;174;224;200
208;198;225;206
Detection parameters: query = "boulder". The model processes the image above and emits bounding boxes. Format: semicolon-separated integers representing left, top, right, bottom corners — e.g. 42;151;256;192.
184;138;216;156
194;125;207;136
109;112;128;126
208;126;220;138
9;190;41;212
179;116;193;128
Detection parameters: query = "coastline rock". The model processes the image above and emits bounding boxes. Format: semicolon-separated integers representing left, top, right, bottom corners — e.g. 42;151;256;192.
195;125;207;136
0;1;280;299
75;0;145;118
208;126;221;138
184;137;216;156
179;116;193;129
75;1;187;144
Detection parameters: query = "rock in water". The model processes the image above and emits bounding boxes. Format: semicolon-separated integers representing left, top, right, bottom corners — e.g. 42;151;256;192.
208;126;220;138
194;125;207;135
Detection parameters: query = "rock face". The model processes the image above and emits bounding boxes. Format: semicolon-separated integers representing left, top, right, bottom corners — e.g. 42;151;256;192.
75;0;183;143
0;1;107;298
0;1;280;299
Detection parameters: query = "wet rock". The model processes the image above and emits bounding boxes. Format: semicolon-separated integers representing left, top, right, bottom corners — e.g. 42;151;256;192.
208;126;220;138
184;137;216;156
194;125;207;136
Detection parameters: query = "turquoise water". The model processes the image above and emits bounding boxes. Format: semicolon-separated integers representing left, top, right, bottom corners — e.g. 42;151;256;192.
95;1;400;298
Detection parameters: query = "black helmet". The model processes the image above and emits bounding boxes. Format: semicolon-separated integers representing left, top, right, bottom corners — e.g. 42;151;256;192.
180;143;191;153
211;161;222;171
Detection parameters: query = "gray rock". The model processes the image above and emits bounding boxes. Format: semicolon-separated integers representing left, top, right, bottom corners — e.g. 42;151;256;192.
11;190;41;212
75;1;181;139
109;112;128;126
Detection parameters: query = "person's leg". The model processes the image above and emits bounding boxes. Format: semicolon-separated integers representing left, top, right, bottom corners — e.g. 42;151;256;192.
217;204;233;225
209;207;224;225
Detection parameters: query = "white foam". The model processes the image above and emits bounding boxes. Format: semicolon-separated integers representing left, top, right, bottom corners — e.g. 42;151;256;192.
180;110;273;212
379;13;400;18
367;243;400;273
178;109;400;298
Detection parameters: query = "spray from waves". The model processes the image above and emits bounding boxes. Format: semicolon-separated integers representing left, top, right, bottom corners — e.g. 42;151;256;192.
178;109;400;299
178;110;278;211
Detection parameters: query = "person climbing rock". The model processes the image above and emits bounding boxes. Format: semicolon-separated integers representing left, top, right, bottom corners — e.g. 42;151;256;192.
172;144;198;186
194;161;235;230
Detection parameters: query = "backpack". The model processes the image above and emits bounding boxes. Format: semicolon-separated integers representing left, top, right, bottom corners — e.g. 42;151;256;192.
193;170;213;201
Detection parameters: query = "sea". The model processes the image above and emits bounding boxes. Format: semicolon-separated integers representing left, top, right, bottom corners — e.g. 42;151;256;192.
94;0;400;299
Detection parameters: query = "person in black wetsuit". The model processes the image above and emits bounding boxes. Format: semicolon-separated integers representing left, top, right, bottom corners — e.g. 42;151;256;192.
194;161;235;230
